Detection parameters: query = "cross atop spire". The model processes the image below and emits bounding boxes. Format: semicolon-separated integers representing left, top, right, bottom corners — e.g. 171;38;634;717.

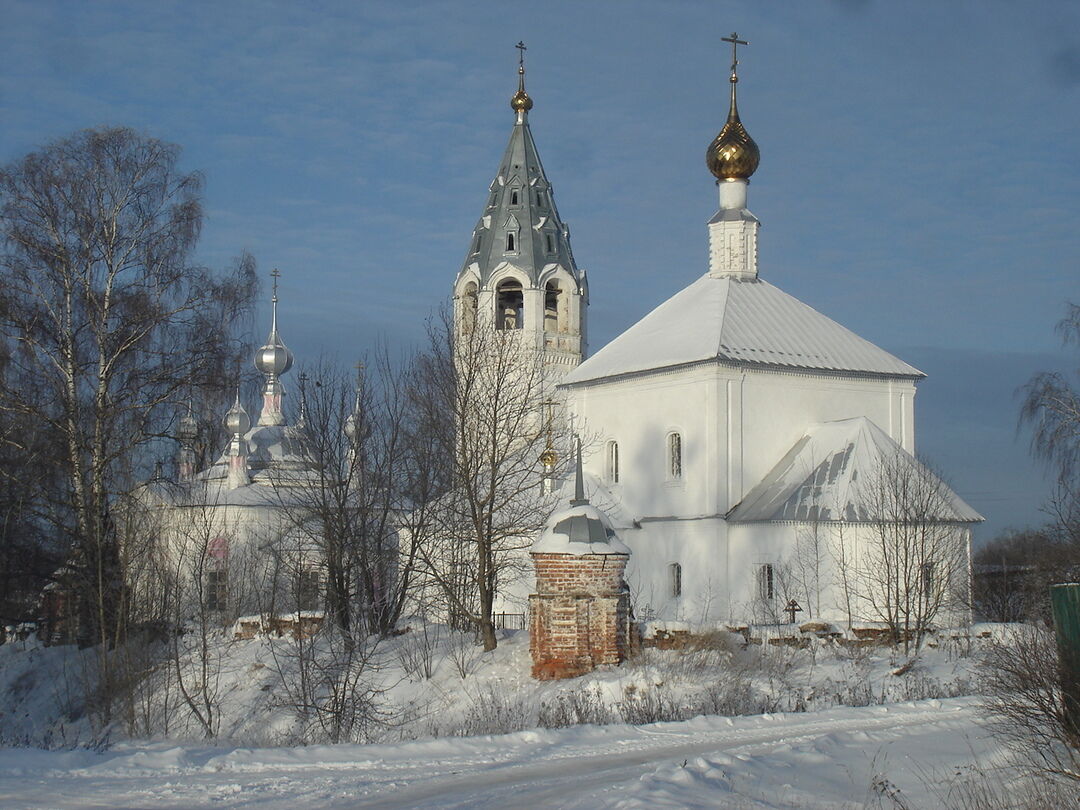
511;40;533;113
721;32;748;83
270;267;281;303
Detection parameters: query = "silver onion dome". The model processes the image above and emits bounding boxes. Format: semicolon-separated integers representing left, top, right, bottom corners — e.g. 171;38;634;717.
254;271;294;378
255;337;293;377
224;393;251;436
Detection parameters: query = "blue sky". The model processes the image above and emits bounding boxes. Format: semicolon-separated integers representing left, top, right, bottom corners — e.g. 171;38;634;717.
1;0;1077;540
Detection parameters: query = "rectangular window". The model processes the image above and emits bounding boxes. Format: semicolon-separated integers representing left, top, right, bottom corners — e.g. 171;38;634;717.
669;563;682;598
206;569;228;612
757;564;774;601
298;569;321;611
921;562;935;598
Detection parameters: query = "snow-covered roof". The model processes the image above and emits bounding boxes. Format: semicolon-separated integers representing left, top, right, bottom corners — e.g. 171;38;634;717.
532;500;631;555
533;447;631;555
727;417;982;524
562;275;923;386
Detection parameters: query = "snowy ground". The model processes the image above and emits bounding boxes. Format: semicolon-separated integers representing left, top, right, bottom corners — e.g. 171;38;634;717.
0;624;1037;808
0;697;1008;809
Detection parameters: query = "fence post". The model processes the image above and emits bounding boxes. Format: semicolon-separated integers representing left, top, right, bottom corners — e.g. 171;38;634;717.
1050;583;1080;739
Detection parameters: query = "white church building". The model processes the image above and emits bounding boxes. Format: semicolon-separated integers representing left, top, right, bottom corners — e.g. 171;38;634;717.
457;47;981;627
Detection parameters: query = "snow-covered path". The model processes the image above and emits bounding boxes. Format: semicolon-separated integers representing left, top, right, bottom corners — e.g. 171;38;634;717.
0;697;1002;809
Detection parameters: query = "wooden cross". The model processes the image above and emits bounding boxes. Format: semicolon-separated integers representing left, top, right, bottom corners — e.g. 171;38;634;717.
721;32;748;78
784;599;803;624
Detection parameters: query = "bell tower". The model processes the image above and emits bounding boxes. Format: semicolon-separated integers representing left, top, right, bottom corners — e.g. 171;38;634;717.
453;43;588;377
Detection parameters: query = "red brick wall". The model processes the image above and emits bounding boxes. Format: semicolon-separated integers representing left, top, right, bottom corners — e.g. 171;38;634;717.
530;552;631;680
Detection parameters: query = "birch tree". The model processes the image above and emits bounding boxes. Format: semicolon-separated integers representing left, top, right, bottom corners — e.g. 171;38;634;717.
0;127;256;722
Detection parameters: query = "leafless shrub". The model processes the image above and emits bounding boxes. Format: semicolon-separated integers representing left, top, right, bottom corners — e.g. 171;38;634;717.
980;623;1080;782
538;686;613;728
446;628;482;679
395;620;440;681
451;683;532;737
616;683;687;725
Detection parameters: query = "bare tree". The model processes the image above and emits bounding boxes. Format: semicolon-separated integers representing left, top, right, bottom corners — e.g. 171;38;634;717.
855;451;971;655
416;312;564;651
1022;303;1080;486
0;127;257;723
275;351;432;645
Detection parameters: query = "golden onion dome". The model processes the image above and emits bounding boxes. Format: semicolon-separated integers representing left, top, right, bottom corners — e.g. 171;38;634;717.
511;64;533;112
540;448;557;467
706;75;760;180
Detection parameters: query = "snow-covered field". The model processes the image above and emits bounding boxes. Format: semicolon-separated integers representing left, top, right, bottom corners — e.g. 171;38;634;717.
0;624;1054;808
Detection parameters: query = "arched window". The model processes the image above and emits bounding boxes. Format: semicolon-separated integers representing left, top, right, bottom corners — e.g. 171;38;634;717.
668;432;682;479
607;440;619;483
544;280;561;332
505;231;516;252
495;279;523;330
669;563;682;598
545;232;555;254
509;188;520;206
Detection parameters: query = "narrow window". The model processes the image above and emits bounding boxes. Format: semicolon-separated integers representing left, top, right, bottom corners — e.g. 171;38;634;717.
607;440;620;483
536;191;545;207
668;432;682;479
921;562;935;598
206;569;228;612
460;282;478;334
757;564;774;601
669;563;682;598
510;189;520;206
506;231;516;252
545;233;555;254
298;569;321;611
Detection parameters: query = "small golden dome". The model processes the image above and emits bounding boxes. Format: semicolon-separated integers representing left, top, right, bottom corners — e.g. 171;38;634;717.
511;66;533;112
706;77;760;180
540;448;557;467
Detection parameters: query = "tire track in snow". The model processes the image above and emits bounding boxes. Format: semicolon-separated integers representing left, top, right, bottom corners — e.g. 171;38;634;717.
344;701;979;810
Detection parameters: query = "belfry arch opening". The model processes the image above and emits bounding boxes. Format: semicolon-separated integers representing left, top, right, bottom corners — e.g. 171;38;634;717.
544;279;571;334
496;279;524;330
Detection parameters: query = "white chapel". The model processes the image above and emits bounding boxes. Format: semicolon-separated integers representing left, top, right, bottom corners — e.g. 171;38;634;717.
457;44;981;626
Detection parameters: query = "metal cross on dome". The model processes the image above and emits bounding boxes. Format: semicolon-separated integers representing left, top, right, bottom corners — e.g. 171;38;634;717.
721;32;748;79
270;267;281;301
516;40;526;68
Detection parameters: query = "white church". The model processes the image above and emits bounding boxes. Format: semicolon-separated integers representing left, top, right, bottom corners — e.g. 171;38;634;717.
454;45;981;627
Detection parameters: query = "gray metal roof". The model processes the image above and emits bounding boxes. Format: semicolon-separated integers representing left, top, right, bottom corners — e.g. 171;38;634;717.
561;274;924;385
456;109;582;290
727;417;983;524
